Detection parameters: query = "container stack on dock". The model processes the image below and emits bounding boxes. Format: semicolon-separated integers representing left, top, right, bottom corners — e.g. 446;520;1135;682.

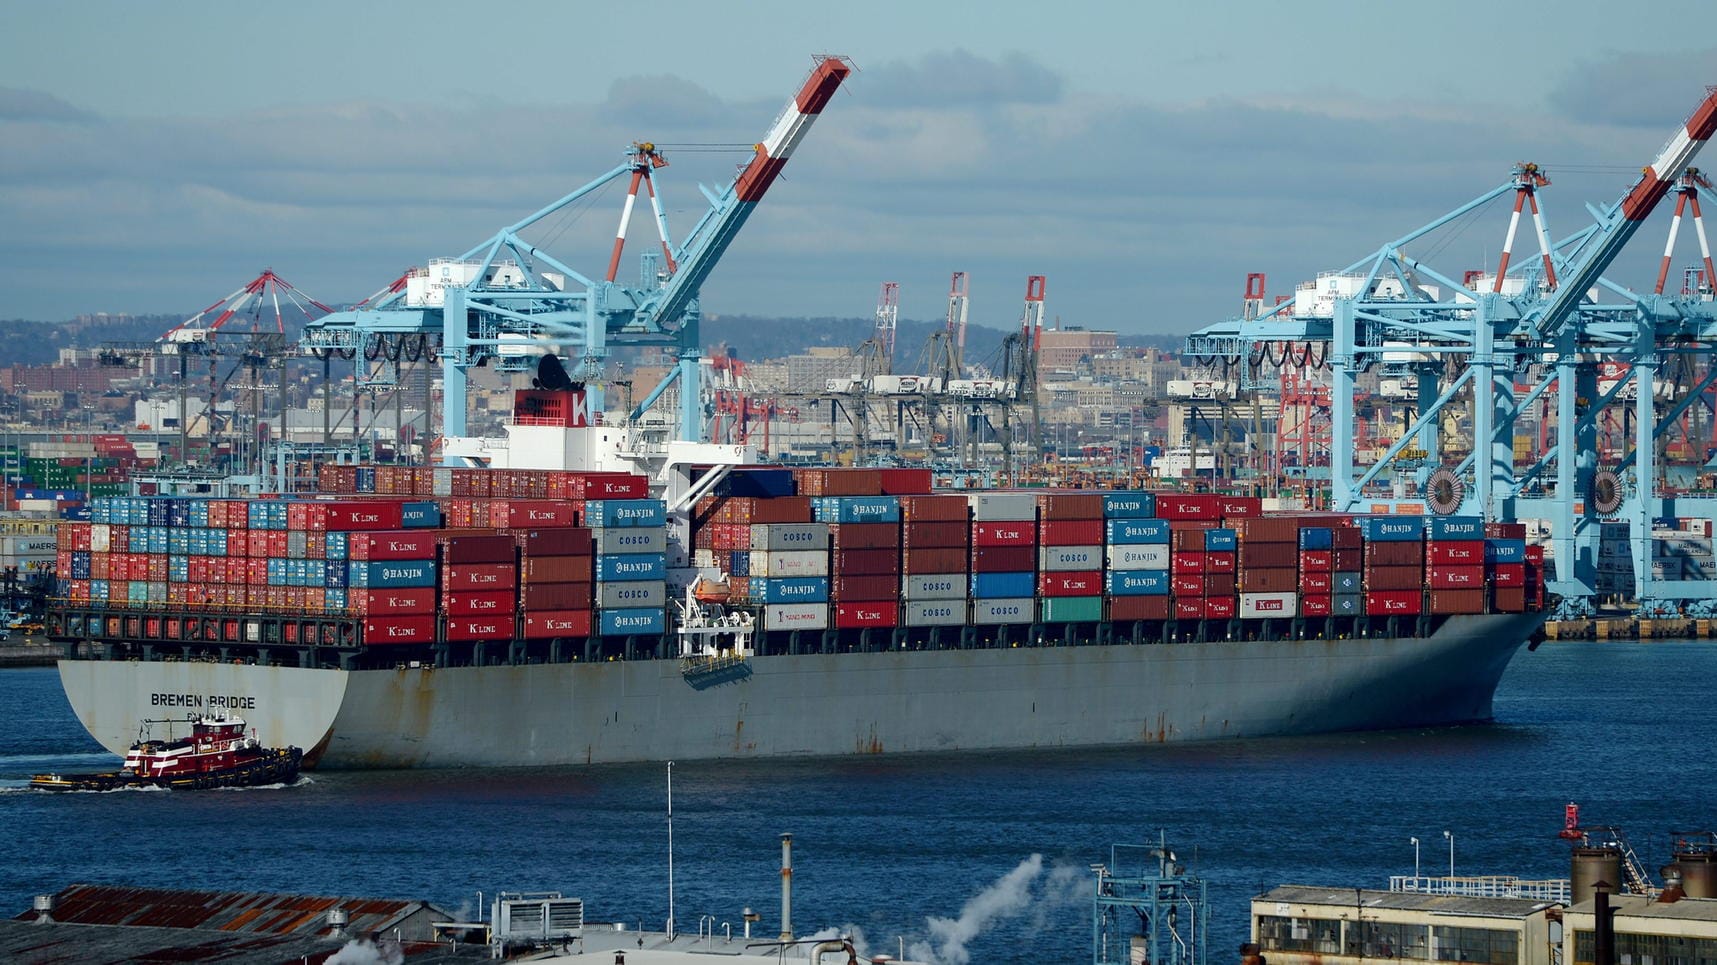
969;492;1037;625
899;494;969;628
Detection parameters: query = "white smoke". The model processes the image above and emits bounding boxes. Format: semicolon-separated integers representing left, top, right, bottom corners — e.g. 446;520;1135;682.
325;938;404;965
908;854;1044;965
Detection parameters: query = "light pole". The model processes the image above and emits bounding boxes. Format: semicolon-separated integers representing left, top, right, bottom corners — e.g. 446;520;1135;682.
1443;830;1454;878
1411;837;1420;879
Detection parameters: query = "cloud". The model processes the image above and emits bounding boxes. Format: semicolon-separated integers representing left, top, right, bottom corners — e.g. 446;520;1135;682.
1547;47;1717;128
862;49;1063;108
0;87;95;122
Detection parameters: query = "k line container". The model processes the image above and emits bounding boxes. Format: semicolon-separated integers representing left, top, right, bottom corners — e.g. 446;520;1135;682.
834;601;898;628
362;616;437;645
443;590;512;616
522;610;592;639
1238;591;1298;619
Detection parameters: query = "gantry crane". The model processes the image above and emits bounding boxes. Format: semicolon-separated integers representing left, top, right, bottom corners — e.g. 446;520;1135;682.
300;56;853;450
1186;88;1717;616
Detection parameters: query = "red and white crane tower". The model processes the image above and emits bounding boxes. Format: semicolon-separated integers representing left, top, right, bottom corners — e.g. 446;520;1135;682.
873;281;900;375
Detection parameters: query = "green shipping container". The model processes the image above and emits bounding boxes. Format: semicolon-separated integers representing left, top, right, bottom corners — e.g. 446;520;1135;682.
1039;596;1103;623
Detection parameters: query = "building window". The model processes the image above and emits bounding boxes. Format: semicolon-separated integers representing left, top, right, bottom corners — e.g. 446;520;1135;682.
1431;925;1519;965
1574;931;1717;965
1258;915;1344;955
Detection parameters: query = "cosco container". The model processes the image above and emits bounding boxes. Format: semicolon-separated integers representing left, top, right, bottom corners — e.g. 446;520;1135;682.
1040;545;1102;571
903;573;966;601
598;608;666;636
581;499;666;528
902;600;966;626
597;580;667;609
971;597;1033;624
749;523;830;552
592;527;667;555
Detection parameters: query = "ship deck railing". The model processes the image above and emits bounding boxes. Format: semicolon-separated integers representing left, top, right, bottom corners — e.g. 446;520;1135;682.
1389;875;1571;904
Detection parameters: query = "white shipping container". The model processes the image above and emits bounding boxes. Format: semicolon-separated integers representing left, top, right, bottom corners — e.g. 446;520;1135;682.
598;580;667;609
968;493;1038;522
593;527;667;555
1239;592;1299;619
89;525;111;553
1105;544;1171;570
749;523;830;552
1040;545;1103;571
763;603;828;631
748;550;830;578
902;574;966;600
693;549;717;569
15;499;58;513
431;468;453;496
971;597;1033;624
902;600;967;626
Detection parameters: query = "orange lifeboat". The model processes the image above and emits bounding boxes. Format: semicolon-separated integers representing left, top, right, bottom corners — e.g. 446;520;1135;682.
692;578;731;604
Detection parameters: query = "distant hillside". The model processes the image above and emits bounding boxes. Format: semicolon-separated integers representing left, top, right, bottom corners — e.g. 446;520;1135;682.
0;315;192;366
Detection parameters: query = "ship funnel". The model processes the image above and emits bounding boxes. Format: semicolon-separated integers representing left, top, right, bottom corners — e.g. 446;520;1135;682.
327;906;349;939
780;833;794;943
31;894;54;925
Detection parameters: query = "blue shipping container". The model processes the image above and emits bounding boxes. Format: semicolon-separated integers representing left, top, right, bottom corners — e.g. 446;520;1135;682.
348;559;436;588
1102;492;1157;519
1204;528;1237;552
718;468;796;498
1428;517;1484;541
599;608;666;636
595;553;668;582
583;499;667;528
1358;517;1425;542
1105;518;1172;545
812;496;901;524
1485;539;1527;563
972;571;1035;598
1298;527;1333;550
749;576;830;604
1105;570;1170;596
400;501;442;528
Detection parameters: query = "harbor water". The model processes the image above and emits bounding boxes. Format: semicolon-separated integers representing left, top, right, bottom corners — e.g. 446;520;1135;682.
2;641;1713;962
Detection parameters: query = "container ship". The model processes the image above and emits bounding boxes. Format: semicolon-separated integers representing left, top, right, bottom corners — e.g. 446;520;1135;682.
43;386;1549;769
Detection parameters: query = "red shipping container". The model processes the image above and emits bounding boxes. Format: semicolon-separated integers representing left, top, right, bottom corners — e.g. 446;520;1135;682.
1171;529;1209;551
348;531;438;561
1302;572;1332;594
514;528;593;557
1037;493;1105;521
363;615;437;645
831;523;901;550
523;609;593;639
898;495;968;522
1038;571;1103;597
443;563;520;591
1109;595;1169;621
1427;541;1484;565
521;582;592;610
1171;552;1206;575
1333;528;1363;550
973;522;1035;546
1205;551;1236;574
1171;574;1206;596
1238;517;1299;543
565;473;649;500
445;615;513;641
1218;496;1262;519
1240;542;1298;568
971;546;1035;572
1525;545;1545;563
835;601;898;628
1238;568;1297;593
1364;565;1424;591
902;547;969;574
1155;493;1223;520
833;548;898;575
521;556;593;584
878;468;933;495
1428;566;1485;589
1490;586;1528;612
1174;598;1205;620
1485;522;1527;539
1427;589;1487;614
1299;550;1333;571
321;500;406;532
347;589;436;614
1490;563;1526;586
1205;573;1237;596
442;534;516;564
1040;519;1104;545
1365;590;1423;616
832;574;900;601
1300;594;1333;617
1335;547;1364;570
497;499;578;528
269;532;290;557
902;520;969;547
1203;596;1236;619
1367;541;1423;566
444;590;515;616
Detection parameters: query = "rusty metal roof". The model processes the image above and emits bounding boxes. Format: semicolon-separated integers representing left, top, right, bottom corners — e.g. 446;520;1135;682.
1257;885;1559;920
0;919;492;964
9;884;439;939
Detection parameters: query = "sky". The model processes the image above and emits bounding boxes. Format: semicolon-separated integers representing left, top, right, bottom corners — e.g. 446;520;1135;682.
1;0;1714;336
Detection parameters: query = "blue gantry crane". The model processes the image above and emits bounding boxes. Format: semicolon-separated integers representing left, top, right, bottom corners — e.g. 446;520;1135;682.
1186;89;1717;617
300;56;853;448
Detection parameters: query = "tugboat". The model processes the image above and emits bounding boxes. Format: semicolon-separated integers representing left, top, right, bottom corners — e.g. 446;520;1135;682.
30;714;302;792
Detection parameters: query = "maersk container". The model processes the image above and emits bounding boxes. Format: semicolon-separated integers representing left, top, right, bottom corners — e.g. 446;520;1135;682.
1238;591;1298;619
972;571;1035;598
748;576;830;604
597;580;667;609
812;496;901;524
1358;517;1424;542
1105;518;1172;544
1106;569;1169;596
1428;516;1484;541
903;573;966;601
902;600;967;626
1204;528;1238;552
1040;545;1102;571
594;553;667;582
971;597;1033;624
968;492;1038;522
1297;527;1333;551
1106;544;1170;571
748;550;829;578
347;559;436;589
592;527;667;555
582;499;667;528
762;602;828;631
598;607;665;636
1040;596;1102;623
749;523;830;552
1101;492;1156;519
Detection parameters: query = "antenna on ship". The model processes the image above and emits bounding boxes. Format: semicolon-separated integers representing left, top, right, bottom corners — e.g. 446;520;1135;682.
666;760;676;941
